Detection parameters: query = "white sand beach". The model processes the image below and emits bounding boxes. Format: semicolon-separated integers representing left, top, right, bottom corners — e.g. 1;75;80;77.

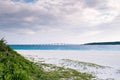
17;50;120;80
17;50;120;68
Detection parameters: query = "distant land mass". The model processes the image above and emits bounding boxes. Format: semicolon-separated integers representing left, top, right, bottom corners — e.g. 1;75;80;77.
84;41;120;45
9;41;120;46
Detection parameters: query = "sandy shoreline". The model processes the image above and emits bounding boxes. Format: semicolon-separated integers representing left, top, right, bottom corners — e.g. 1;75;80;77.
17;50;120;80
17;50;120;68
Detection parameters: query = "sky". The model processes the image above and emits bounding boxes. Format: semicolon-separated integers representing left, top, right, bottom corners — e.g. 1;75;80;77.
0;0;120;44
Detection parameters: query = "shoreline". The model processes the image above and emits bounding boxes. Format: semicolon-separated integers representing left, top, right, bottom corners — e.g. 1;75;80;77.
17;50;120;68
17;50;120;80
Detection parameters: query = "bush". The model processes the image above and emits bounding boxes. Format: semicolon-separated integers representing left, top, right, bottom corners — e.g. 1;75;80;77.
0;38;94;80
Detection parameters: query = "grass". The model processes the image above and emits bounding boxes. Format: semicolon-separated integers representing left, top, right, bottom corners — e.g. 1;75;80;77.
0;38;94;80
61;59;108;68
36;62;95;80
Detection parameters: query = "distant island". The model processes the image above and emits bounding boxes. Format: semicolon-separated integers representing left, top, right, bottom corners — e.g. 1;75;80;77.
84;41;120;45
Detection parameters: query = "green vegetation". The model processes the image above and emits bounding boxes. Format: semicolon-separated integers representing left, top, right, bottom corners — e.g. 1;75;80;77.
61;59;109;69
84;41;120;45
0;38;94;80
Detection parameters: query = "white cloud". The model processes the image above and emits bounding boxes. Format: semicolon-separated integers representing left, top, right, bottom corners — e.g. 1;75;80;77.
0;0;120;44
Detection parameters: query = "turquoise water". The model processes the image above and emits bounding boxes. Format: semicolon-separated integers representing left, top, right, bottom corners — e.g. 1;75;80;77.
10;45;120;51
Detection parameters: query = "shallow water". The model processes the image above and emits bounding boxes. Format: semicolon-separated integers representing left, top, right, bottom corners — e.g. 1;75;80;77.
11;45;120;51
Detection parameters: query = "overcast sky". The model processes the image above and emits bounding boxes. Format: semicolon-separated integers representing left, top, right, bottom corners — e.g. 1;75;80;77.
0;0;120;44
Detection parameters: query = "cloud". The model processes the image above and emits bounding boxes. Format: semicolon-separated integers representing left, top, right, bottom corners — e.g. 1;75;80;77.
0;0;120;43
0;0;62;31
0;0;119;29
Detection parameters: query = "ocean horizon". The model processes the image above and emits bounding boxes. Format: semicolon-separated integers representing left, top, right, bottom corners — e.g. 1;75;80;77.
10;45;120;51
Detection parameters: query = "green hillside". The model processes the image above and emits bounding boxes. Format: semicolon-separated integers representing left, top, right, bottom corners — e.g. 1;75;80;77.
0;38;94;80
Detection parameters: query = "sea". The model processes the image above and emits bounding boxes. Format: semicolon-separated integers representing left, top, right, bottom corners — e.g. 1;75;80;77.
10;45;120;51
10;44;120;68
